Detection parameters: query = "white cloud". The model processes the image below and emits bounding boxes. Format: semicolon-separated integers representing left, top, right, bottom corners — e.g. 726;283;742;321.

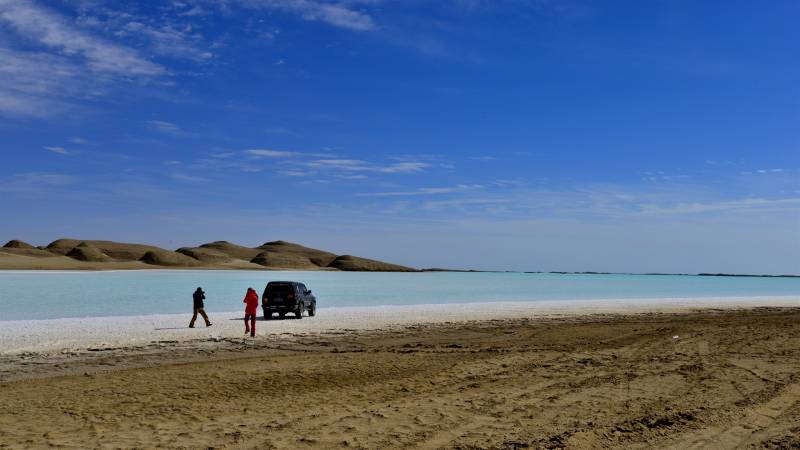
379;162;429;173
43;146;68;155
146;120;185;135
637;197;800;216
68;137;88;144
0;0;164;76
0;1;166;117
0;47;81;117
241;0;376;31
280;169;315;177
422;197;511;210
358;184;485;197
643;173;689;182
111;19;213;62
171;173;210;183
308;159;430;173
247;149;300;158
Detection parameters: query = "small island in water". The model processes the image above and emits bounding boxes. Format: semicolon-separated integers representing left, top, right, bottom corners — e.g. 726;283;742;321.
0;239;417;272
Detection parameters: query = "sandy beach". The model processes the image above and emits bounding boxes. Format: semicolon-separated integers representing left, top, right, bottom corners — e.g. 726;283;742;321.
2;301;799;449
2;296;799;355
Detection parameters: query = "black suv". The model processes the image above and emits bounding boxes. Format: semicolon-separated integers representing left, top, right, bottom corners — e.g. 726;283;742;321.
262;281;317;319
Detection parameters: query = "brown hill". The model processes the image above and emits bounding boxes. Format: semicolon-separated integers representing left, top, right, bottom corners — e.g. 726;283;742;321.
328;255;416;272
2;238;416;271
0;247;60;258
3;240;34;249
257;241;338;267
198;241;261;260
140;250;201;267
46;239;166;260
66;243;112;262
250;251;318;269
176;247;232;263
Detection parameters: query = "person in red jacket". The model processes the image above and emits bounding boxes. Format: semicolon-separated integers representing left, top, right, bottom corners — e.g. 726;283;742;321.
243;287;259;337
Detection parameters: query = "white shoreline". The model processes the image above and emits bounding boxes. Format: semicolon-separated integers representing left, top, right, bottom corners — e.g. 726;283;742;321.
1;296;797;355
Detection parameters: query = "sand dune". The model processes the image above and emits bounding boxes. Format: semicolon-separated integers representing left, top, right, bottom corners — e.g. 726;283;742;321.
257;240;339;266
199;240;263;260
139;249;202;267
2;239;34;249
45;239;165;259
175;247;233;263
251;251;319;269
329;254;418;272
65;243;112;262
0;238;415;271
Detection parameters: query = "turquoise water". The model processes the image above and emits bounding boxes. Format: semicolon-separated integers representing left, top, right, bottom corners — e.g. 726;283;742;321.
0;270;798;321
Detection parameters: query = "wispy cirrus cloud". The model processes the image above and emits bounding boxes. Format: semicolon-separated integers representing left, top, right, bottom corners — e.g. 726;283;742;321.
246;149;301;158
636;197;800;216
0;0;165;117
307;159;430;173
43;146;69;155
111;20;213;62
740;168;785;175
358;184;485;197
0;47;85;117
0;0;164;77
0;0;381;118
74;1;218;63
146;120;189;136
246;148;339;158
239;0;377;31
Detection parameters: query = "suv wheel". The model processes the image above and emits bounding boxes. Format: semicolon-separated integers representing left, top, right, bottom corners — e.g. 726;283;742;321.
295;304;303;319
308;302;316;317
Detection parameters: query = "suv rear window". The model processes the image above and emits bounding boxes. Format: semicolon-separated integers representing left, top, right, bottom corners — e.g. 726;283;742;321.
264;282;295;298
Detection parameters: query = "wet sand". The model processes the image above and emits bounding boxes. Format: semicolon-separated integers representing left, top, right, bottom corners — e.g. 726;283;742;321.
1;307;799;449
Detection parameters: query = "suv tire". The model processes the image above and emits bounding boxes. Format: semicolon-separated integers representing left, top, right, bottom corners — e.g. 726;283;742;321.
308;302;316;317
295;304;303;319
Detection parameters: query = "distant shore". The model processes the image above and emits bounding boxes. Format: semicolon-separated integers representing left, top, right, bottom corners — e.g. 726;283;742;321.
1;262;797;278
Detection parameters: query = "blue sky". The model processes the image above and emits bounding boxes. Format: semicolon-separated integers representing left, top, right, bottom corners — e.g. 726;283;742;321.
1;0;798;273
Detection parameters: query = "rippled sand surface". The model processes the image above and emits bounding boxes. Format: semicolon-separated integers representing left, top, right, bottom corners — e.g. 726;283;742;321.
2;307;799;449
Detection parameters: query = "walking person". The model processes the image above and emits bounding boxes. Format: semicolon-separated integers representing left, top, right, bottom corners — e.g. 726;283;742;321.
243;287;259;337
189;287;212;328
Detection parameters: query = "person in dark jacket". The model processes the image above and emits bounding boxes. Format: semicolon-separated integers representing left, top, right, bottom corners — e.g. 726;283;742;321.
189;287;212;328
